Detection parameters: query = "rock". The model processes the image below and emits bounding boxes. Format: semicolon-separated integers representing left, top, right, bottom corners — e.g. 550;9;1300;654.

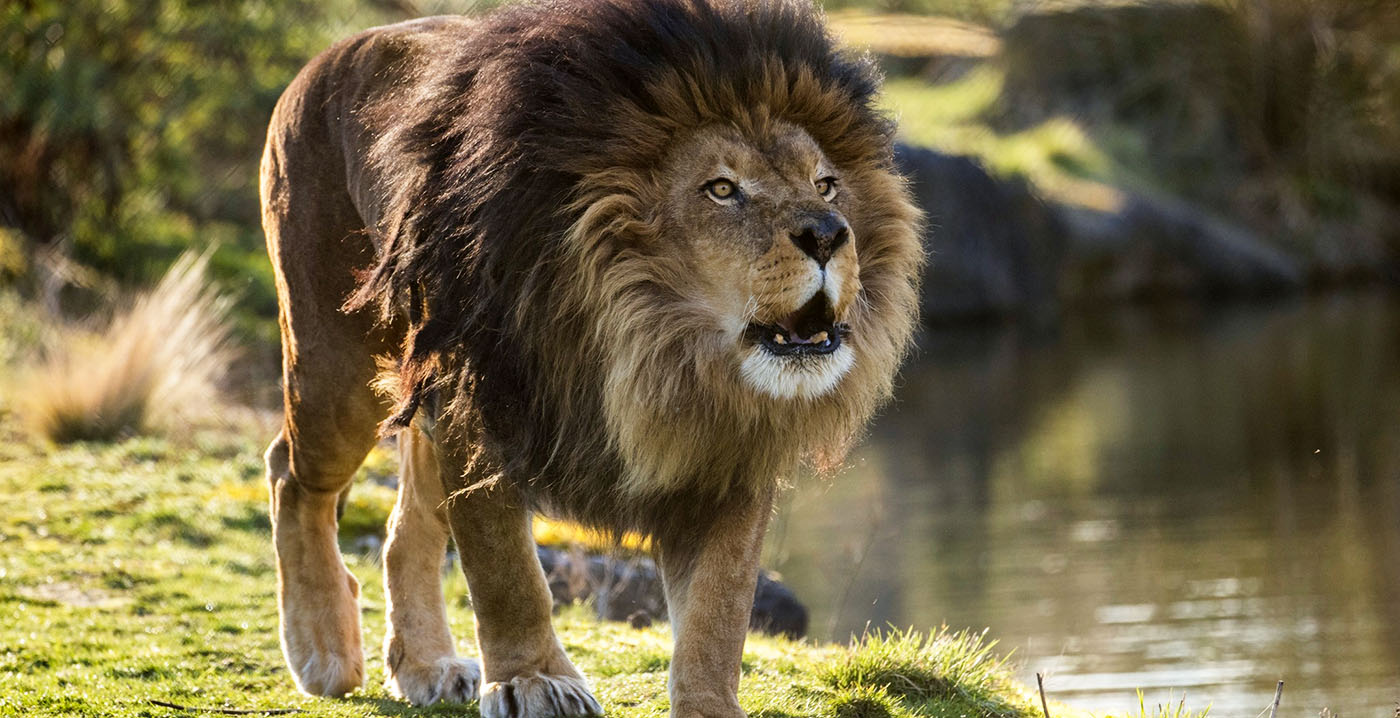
750;574;808;639
1056;192;1304;299
535;545;808;638
896;143;1066;322
535;546;666;624
896;143;1305;313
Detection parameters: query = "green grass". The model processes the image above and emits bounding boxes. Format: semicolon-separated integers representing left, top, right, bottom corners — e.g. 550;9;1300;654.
879;70;1143;211
820;628;1028;717
1124;691;1211;718
0;404;1050;718
0;235;1241;715
0;281;1222;717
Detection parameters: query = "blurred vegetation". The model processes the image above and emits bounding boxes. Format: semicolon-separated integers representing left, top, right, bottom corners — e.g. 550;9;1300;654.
0;0;405;333
998;0;1400;249
880;69;1126;212
825;0;1012;27
841;0;1400;271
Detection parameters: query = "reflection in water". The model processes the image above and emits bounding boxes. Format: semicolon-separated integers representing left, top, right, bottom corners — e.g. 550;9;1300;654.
766;293;1400;715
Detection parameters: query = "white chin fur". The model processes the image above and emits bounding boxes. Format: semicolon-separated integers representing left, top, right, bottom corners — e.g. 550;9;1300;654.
740;343;854;399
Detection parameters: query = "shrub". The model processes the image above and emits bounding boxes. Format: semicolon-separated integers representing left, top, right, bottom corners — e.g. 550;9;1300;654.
19;250;234;443
997;0;1400;230
0;0;396;319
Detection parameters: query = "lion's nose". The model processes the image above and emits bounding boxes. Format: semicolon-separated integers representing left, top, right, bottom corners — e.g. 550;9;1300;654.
790;212;850;267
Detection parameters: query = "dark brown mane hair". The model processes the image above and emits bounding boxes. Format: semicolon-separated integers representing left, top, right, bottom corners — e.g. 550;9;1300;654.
347;0;919;535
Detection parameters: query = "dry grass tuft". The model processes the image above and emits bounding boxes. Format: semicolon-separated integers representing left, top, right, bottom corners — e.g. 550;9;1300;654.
19;250;235;443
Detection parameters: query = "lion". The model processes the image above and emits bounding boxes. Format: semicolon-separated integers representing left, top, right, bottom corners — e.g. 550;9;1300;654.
258;1;923;716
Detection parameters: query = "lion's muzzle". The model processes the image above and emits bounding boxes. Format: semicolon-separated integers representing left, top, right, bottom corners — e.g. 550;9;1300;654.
789;210;850;267
747;291;846;357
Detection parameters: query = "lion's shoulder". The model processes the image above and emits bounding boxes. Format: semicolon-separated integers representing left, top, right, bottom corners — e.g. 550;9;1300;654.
268;16;474;148
265;15;479;235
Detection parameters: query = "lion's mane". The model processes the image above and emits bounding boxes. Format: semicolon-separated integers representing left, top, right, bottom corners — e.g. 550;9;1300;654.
348;0;923;538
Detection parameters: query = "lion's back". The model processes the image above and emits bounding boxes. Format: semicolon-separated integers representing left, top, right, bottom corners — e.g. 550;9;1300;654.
260;16;477;234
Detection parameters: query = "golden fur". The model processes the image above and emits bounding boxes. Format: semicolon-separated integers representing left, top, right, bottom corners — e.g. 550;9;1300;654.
258;1;922;716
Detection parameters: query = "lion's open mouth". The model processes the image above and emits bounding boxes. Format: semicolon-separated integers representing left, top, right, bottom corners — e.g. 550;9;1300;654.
748;292;847;357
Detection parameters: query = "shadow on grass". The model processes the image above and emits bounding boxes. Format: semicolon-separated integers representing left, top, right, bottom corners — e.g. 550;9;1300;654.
221;506;272;533
344;695;483;717
149;509;216;547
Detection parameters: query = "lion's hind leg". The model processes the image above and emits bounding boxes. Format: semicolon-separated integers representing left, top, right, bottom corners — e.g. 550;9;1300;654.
383;425;482;705
262;145;392;697
266;425;370;698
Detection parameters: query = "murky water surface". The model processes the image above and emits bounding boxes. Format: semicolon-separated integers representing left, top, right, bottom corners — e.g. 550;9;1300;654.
767;293;1400;715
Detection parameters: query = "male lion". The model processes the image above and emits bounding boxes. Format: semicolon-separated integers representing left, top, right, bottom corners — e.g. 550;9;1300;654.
259;0;922;716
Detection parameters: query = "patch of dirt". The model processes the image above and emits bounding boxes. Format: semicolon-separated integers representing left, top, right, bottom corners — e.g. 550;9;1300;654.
19;581;129;608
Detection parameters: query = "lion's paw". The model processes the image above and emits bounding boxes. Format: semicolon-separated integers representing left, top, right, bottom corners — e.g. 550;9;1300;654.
291;649;364;697
386;655;482;706
480;672;602;718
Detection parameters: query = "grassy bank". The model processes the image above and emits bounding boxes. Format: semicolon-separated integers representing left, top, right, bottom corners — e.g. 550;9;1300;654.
0;277;1229;717
0;401;1059;718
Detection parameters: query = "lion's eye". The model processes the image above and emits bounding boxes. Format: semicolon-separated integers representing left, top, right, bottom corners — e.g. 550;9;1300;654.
704;178;739;203
815;176;838;201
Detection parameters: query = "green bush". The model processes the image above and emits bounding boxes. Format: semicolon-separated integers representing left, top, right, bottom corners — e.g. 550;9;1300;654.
996;0;1400;230
0;0;396;319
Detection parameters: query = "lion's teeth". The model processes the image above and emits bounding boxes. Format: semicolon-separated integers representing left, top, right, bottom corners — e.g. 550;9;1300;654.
813;331;829;344
774;334;786;344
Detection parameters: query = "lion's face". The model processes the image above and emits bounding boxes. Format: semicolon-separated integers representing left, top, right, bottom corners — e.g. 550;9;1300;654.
657;123;864;400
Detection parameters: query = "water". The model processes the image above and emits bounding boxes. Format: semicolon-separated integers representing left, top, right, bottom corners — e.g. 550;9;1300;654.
766;293;1400;715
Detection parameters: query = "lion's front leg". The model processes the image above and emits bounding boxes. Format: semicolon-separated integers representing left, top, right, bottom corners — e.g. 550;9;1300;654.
382;425;481;705
656;486;774;718
442;463;601;718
